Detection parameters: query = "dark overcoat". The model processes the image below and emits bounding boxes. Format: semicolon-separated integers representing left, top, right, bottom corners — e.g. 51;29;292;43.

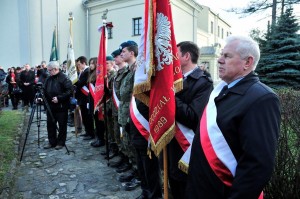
168;67;213;182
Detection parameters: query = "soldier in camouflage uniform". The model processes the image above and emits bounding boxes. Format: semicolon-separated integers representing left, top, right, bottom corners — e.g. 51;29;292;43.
117;41;138;191
108;49;129;163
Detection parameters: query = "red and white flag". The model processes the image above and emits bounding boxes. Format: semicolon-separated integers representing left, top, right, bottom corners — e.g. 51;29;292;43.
133;0;183;156
94;25;107;112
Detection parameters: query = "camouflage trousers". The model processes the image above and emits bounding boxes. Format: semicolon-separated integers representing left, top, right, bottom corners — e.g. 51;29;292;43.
105;116;115;143
113;116;121;145
120;125;137;169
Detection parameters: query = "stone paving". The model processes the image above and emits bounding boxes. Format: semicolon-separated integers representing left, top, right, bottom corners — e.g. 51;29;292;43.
11;108;141;199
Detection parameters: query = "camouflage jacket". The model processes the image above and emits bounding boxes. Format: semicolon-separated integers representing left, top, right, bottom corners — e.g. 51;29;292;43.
106;69;116;115
112;66;129;116
118;62;136;126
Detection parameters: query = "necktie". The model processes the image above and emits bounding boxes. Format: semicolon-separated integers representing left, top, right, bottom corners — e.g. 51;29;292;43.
218;85;228;97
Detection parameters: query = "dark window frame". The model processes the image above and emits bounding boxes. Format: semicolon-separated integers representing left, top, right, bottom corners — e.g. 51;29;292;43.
133;17;142;36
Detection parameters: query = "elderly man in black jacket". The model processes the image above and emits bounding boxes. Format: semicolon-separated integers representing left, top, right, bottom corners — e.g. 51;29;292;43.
186;36;281;199
43;61;73;150
167;41;213;199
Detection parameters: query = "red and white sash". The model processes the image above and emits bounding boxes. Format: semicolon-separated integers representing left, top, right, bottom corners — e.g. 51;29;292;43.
81;85;89;96
130;96;150;140
89;83;95;100
112;82;120;110
130;96;194;173
200;81;263;199
176;122;194;174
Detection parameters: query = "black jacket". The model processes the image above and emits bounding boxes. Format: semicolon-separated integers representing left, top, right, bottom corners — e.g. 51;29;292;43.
75;68;89;106
44;72;73;112
168;67;213;181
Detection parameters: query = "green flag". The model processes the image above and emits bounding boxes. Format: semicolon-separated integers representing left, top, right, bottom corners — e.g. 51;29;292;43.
50;27;59;62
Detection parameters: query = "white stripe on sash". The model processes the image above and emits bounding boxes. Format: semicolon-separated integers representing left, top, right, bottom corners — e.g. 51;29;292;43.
206;81;237;176
112;82;120;110
175;122;194;174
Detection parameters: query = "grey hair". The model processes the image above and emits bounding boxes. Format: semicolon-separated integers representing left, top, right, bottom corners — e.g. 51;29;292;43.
47;61;60;69
226;35;260;70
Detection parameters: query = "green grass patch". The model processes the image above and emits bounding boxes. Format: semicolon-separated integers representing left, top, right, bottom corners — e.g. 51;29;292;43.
0;110;23;190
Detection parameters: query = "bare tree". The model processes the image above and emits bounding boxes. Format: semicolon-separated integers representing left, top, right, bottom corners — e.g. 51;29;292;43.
227;0;300;26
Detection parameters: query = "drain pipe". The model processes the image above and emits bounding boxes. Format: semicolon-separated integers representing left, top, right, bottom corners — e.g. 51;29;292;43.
56;0;60;63
82;0;90;58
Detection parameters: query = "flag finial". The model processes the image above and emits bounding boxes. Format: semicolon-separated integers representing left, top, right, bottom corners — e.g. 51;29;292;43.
68;12;74;21
102;9;108;23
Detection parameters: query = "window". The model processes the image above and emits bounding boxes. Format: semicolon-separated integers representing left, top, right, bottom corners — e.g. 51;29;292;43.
218;26;220;37
210;21;213;34
133;17;142;36
221;28;224;39
107;26;113;39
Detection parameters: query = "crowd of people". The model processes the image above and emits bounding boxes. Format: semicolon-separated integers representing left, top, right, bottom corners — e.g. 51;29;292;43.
0;35;281;199
0;62;49;110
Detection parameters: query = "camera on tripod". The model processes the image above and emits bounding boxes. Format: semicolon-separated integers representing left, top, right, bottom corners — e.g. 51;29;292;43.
35;82;43;90
35;82;44;105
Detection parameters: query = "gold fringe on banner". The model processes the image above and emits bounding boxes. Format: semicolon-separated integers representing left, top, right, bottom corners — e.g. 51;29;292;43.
174;78;183;93
150;123;176;157
135;92;150;107
178;159;189;174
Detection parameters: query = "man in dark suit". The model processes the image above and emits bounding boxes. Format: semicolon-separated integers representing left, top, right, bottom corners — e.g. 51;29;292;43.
43;61;73;150
75;56;94;140
186;36;281;199
167;41;213;199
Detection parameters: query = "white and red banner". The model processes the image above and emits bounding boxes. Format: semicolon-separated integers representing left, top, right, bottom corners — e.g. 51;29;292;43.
94;25;107;112
133;0;183;156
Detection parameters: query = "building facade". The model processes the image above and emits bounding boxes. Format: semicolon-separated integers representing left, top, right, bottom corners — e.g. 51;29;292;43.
0;0;231;82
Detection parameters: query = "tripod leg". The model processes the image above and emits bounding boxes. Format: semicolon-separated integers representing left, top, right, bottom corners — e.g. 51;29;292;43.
37;103;41;148
20;104;36;161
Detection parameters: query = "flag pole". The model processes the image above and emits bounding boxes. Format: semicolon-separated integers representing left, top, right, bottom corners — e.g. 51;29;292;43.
163;147;168;198
101;9;110;166
68;12;78;138
68;12;73;40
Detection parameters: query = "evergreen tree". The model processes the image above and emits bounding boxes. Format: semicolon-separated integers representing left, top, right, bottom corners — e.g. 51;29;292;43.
256;7;300;89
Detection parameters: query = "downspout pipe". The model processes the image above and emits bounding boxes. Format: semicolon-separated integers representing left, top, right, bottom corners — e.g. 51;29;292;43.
56;0;60;63
82;0;90;58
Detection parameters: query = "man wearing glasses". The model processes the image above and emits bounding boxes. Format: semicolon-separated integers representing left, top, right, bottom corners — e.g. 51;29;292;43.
43;61;73;150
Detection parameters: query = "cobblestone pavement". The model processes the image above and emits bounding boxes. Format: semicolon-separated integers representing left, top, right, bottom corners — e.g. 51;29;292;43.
11;108;141;199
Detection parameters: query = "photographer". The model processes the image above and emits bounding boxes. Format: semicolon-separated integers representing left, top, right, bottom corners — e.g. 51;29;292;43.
43;61;73;150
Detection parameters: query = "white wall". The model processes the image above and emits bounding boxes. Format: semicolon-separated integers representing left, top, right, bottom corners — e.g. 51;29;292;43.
0;0;21;69
0;0;86;69
88;0;144;57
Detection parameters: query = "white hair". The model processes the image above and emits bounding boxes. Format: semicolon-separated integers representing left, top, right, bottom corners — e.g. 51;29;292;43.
226;35;260;70
47;61;60;69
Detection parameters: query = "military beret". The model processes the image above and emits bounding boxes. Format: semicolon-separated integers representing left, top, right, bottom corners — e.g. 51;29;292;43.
111;49;121;58
106;55;114;61
119;40;138;50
